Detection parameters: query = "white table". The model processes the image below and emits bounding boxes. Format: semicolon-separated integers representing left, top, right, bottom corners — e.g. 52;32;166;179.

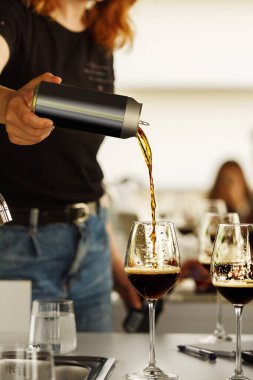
1;332;253;379
72;333;253;380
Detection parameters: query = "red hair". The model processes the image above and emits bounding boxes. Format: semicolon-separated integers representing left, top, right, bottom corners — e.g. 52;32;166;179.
24;0;136;51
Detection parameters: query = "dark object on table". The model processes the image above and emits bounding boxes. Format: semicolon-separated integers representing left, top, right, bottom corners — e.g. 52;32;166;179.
242;351;253;363
177;345;217;361
123;298;164;333
178;226;194;235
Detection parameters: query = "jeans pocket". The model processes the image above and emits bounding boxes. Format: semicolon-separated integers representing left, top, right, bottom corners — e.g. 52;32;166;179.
0;226;40;269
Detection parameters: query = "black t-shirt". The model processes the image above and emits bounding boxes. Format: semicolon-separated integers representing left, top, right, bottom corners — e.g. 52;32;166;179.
0;0;114;208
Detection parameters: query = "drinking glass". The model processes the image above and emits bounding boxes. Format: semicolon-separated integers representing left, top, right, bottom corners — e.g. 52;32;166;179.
200;198;227;217
198;212;239;342
211;223;253;380
29;299;77;354
124;221;181;380
206;199;227;215
0;347;55;380
198;212;221;272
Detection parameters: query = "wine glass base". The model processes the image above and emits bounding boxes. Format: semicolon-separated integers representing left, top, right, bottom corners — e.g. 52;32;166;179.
199;331;232;344
126;366;178;380
228;374;250;380
215;333;232;342
213;326;232;342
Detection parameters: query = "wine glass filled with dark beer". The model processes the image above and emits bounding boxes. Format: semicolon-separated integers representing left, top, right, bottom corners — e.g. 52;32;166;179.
125;221;181;380
198;212;239;342
211;223;253;380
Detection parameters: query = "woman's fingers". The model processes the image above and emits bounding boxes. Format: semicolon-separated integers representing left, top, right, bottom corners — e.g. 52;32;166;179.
7;130;52;145
4;73;61;145
23;72;62;92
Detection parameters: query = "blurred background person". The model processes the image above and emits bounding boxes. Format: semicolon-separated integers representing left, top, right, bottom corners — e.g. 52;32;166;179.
209;160;253;223
179;159;253;293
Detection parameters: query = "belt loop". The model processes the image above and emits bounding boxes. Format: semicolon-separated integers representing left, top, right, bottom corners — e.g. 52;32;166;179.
29;208;39;235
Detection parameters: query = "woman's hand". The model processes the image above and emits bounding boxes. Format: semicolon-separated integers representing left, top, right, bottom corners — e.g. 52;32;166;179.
106;222;142;310
114;273;142;310
3;72;62;145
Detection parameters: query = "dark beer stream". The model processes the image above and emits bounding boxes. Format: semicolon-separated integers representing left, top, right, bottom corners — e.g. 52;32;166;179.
137;127;157;264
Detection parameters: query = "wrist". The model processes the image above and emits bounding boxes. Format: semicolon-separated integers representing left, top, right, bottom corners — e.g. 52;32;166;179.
0;86;15;124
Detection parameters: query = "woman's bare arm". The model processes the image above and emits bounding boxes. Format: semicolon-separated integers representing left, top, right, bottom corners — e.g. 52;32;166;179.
106;222;142;310
0;34;62;145
0;35;12;123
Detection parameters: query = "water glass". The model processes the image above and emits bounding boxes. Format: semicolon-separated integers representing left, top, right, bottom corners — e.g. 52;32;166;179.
0;347;55;380
29;299;77;354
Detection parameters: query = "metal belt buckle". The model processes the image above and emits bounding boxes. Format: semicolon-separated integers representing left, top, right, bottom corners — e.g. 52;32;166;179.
68;203;90;224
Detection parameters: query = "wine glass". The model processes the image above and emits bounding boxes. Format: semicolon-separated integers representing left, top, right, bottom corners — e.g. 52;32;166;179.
124;221;181;380
215;213;240;339
29;299;77;354
211;223;253;380
198;212;239;342
198;212;221;273
199;198;227;217
194;199;227;233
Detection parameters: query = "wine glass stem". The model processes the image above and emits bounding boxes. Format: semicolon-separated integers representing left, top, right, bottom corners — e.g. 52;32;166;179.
216;292;223;331
148;300;157;368
234;305;244;376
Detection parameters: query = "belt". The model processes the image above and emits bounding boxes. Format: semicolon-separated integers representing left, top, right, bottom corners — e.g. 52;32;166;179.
9;202;99;227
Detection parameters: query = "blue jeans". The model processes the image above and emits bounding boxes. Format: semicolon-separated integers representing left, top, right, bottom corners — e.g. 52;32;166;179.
0;208;113;332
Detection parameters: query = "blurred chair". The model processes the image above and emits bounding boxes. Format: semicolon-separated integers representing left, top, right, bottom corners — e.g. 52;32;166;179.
0;280;31;333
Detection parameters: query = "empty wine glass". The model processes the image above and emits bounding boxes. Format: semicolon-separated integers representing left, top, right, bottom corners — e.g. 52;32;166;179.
200;198;227;217
124;221;181;380
198;212;221;272
211;223;253;380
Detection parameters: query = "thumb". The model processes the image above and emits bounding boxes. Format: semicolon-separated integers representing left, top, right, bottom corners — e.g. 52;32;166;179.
22;72;62;108
23;72;62;92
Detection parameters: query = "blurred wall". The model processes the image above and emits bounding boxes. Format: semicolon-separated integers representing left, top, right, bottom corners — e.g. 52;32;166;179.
98;0;253;191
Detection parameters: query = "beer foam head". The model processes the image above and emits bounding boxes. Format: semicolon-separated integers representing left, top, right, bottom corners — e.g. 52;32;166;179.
125;266;180;275
213;279;253;288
